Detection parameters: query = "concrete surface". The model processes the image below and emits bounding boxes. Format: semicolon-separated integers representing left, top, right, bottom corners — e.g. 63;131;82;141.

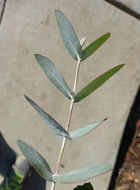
0;0;140;190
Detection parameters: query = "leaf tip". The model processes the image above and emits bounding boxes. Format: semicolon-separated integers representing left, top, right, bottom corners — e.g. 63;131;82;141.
24;95;33;106
104;118;108;121
34;54;43;62
118;64;125;70
107;32;111;37
55;9;63;17
24;94;29;102
55;9;59;13
17;139;21;144
34;54;39;59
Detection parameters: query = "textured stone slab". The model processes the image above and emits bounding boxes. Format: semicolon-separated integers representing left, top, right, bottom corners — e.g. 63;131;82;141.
0;0;140;190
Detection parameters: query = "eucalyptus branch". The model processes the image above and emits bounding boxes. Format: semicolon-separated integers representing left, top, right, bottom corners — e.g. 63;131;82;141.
17;10;125;190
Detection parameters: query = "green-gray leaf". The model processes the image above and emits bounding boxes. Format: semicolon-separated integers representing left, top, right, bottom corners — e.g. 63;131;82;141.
74;183;94;190
35;54;74;100
53;164;112;183
55;10;82;60
81;33;111;61
25;95;71;140
17;140;53;181
70;118;107;139
74;64;125;103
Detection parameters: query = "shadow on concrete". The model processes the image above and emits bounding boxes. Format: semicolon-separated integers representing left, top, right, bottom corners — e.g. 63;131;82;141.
0;132;16;176
105;0;140;20
0;0;7;24
22;167;46;190
108;86;140;189
0;132;46;190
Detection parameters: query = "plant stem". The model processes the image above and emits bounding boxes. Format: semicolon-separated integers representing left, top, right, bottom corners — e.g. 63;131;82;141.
50;181;55;190
50;57;81;190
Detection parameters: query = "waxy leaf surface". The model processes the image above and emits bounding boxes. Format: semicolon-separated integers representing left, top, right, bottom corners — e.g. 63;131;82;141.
74;183;94;190
25;95;71;140
81;33;111;61
35;54;74;100
55;10;82;60
53;164;112;183
74;64;125;103
70;119;107;139
17;140;53;181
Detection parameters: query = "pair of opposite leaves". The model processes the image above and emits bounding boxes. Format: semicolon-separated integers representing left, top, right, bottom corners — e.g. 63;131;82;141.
18;10;125;183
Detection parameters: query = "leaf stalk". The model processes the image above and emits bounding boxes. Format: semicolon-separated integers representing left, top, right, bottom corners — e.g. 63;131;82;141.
51;56;81;190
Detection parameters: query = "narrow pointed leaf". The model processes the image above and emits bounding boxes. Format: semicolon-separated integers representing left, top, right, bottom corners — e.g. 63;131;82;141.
74;183;94;190
55;10;82;60
74;64;125;103
25;95;71;140
53;164;113;183
17;140;53;181
35;54;74;100
70;118;107;139
81;33;111;61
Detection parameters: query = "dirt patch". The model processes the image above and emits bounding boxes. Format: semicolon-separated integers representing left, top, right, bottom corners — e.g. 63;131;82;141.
114;119;140;190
